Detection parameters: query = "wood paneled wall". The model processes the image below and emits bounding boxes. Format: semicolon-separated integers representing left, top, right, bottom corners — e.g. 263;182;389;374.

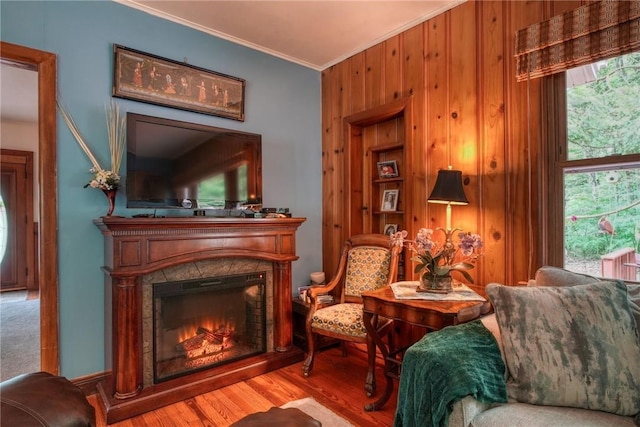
321;1;582;286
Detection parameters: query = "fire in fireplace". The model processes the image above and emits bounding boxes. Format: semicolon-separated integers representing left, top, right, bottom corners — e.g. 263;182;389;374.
153;272;267;382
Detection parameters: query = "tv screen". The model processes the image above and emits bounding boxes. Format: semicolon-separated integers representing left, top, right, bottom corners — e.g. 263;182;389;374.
126;113;262;209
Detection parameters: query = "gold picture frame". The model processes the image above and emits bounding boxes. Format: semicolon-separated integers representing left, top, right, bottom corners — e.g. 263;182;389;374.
113;44;245;121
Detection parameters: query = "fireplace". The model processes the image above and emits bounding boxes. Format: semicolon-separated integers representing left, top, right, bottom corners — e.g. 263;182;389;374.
94;217;305;423
152;272;267;382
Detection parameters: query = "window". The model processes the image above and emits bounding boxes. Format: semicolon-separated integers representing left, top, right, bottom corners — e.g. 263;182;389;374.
561;51;640;280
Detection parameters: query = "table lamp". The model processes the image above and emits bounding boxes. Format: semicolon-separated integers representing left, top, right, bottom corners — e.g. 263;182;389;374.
427;167;469;263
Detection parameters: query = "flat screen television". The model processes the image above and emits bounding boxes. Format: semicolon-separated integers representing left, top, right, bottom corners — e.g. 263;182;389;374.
126;112;262;209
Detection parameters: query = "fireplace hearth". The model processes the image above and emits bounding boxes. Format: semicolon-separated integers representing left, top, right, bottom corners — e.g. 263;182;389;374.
153;272;267;382
94;217;305;423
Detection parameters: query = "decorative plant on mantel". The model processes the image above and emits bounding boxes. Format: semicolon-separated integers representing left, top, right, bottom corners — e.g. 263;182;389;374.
57;99;125;216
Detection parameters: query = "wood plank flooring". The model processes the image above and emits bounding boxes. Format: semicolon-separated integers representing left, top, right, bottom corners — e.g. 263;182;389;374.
88;346;398;426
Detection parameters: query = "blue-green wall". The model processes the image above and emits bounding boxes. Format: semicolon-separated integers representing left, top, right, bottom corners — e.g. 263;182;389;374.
1;1;322;379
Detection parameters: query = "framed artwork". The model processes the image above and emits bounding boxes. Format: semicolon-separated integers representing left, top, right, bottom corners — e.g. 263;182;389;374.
377;160;399;179
383;223;398;236
112;44;245;121
381;189;399;212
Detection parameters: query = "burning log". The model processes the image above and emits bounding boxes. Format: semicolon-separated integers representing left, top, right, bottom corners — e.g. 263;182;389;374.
176;326;235;353
184;352;226;368
213;327;233;344
197;327;217;343
176;332;207;352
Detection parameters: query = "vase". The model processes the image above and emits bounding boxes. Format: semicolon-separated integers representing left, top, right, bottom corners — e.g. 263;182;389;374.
102;189;117;217
418;275;453;293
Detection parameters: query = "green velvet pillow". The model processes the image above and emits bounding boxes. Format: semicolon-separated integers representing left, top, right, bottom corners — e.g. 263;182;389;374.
486;281;640;416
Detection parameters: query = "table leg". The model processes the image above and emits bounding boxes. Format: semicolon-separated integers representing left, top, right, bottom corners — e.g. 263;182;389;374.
363;311;395;411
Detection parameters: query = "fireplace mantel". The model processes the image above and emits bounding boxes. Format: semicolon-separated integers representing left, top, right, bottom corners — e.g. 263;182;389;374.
94;217;306;423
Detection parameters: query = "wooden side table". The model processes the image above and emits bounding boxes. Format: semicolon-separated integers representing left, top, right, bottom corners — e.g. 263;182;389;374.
361;284;491;411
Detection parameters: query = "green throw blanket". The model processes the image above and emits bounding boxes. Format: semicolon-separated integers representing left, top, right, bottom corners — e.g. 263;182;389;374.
393;320;507;427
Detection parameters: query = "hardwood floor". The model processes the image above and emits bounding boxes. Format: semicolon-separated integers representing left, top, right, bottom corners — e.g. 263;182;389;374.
88;346;398;426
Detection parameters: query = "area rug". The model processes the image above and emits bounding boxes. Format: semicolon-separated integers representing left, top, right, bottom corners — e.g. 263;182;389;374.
281;397;354;427
0;298;40;381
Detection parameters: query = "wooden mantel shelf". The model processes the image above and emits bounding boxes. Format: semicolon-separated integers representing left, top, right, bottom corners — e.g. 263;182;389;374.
93;216;306;423
93;217;306;275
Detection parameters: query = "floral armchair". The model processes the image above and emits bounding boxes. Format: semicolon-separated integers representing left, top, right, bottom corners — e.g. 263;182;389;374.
302;233;401;396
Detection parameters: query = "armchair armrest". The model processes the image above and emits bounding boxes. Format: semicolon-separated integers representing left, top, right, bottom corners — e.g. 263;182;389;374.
306;262;346;313
307;282;336;299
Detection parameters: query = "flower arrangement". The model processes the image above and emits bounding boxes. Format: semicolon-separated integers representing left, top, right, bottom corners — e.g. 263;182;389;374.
390;227;483;285
85;168;120;191
57;99;125;192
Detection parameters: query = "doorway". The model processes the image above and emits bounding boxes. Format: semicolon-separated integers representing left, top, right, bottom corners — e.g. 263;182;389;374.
0;41;59;374
1;149;36;292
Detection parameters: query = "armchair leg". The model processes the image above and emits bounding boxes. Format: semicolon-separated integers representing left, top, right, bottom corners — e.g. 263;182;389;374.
302;330;317;377
302;352;314;377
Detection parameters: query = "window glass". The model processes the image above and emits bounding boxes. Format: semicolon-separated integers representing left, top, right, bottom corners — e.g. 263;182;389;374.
566;52;640;161
564;166;640;277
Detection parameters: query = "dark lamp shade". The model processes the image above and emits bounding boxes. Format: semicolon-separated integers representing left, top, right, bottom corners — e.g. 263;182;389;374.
427;169;469;205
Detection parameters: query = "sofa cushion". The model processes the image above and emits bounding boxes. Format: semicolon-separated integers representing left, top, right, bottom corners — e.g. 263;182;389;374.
527;265;640;328
486;281;640;417
529;265;599;287
470;402;637;427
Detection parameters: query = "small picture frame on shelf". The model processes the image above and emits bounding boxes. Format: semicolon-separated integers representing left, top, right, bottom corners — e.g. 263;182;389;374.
381;189;399;212
383;223;398;236
377;160;399;179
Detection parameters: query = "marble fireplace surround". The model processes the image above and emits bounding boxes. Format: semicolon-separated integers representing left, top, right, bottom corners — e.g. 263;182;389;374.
94;217;305;423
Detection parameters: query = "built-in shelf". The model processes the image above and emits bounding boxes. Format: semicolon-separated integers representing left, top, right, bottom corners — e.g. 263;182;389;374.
343;97;414;280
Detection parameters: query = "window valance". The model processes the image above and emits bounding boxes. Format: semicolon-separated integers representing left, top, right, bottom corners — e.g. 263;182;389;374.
515;0;640;81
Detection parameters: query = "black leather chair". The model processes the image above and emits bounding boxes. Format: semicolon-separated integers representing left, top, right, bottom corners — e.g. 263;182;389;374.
0;372;96;426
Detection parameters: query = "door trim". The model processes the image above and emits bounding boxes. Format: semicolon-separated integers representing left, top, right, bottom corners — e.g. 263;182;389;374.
1;41;59;374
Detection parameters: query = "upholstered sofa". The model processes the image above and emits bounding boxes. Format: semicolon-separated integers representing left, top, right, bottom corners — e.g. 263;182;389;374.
395;266;640;427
